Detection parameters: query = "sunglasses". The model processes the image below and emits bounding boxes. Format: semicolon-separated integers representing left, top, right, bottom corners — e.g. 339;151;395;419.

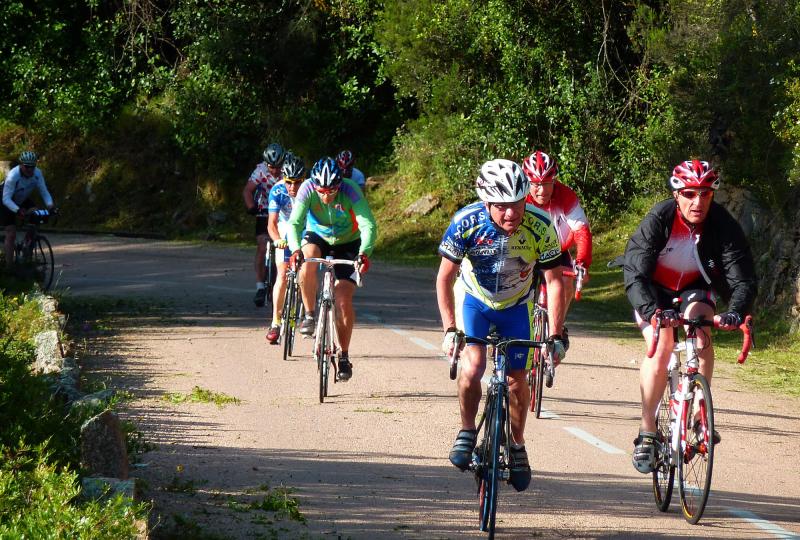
314;186;339;195
678;189;713;200
284;177;304;185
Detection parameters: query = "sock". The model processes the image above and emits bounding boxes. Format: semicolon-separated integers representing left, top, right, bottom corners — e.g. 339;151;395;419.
340;351;349;361
306;311;315;319
511;442;525;450
256;282;265;290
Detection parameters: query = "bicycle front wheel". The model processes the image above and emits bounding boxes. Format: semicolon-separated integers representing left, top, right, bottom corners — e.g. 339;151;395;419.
652;379;675;512
478;388;503;538
281;281;296;361
529;308;548;417
316;303;330;403
678;374;714;524
33;236;54;291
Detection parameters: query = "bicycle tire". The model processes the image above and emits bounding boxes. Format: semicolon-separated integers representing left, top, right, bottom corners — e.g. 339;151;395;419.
678;374;714;524
477;394;495;533
652;380;675;512
289;297;303;357
479;386;502;538
316;303;329;403
33;235;54;291
281;280;295;361
530;308;547;417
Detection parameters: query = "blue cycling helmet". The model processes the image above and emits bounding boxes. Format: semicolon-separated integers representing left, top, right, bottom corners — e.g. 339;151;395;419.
263;143;285;167
310;157;342;189
19;151;38;166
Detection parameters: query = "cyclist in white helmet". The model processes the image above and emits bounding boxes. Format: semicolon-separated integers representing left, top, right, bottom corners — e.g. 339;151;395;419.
2;151;55;270
437;158;566;492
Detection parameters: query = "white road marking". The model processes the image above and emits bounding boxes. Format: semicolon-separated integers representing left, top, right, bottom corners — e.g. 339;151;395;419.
726;508;800;539
410;337;438;351
563;426;626;454
362;312;439;352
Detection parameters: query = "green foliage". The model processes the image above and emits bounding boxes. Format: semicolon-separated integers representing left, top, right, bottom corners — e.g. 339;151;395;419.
163;386;241;408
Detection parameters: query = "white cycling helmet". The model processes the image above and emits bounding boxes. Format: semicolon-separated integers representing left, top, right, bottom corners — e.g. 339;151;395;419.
475;159;529;203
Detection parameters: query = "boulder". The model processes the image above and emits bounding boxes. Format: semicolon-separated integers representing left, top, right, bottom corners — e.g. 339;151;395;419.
404;194;440;217
81;410;129;479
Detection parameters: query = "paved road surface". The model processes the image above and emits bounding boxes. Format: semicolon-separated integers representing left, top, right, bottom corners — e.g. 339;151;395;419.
53;233;800;539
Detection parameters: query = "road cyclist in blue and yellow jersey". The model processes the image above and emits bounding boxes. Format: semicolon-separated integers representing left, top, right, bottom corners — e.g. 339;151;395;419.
265;153;306;344
437;159;567;492
286;157;377;382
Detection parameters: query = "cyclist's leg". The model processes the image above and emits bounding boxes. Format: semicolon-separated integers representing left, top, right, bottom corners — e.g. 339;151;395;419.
254;219;268;284
271;260;288;321
298;235;324;317
678;288;717;383
2;224;15;269
636;308;675;433
333;279;356;351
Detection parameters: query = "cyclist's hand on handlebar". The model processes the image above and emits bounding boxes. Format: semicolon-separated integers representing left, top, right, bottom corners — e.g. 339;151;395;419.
246;206;258;216
548;335;566;366
289;250;304;271
574;261;589;281
16;208;26;218
441;327;462;356
274;239;288;250
355;253;370;274
717;310;743;330
653;308;680;328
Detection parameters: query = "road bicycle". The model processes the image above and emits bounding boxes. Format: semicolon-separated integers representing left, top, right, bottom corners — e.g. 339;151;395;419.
279;267;304;361
263;239;276;305
464;331;548;539
0;208;56;290
527;264;585;418
649;307;753;524
303;256;361;403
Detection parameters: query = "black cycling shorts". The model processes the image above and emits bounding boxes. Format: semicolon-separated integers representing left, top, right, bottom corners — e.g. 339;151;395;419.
302;231;361;283
255;216;268;236
1;200;33;227
652;281;717;313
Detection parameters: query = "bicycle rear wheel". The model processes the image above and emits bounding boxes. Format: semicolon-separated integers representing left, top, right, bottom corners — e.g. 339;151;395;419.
281;280;296;361
652;380;675;512
33;236;54;291
529;308;548;417
678;374;714;524
316;303;330;403
478;388;503;538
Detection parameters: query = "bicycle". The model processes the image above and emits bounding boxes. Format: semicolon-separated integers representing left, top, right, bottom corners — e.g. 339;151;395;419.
1;208;56;290
279;267;303;361
303;256;362;403
649;307;753;524
464;331;549;539
527;264;584;418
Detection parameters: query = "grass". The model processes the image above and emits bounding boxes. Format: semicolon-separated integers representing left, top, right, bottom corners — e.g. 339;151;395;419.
163;386;242;408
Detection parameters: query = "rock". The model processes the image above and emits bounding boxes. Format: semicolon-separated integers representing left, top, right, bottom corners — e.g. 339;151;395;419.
81;410;129;479
71;389;116;414
33;330;62;374
404;194;440;217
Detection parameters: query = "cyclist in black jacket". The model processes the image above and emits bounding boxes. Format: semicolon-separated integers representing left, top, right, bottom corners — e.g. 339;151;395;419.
623;159;756;474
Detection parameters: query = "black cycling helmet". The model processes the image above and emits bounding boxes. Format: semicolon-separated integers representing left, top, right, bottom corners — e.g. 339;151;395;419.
263;143;285;167
19;151;37;166
310;157;343;189
281;153;306;179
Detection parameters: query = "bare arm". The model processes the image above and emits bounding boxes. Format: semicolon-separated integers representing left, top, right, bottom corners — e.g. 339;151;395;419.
436;257;461;331
267;212;281;242
543;266;565;336
242;182;256;211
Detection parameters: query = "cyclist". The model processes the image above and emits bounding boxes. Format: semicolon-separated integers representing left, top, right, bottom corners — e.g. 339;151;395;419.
266;154;306;344
438;158;566;492
623;159;756;474
2;151;55;270
522;150;593;367
243;142;284;307
335;150;366;191
287;157;377;382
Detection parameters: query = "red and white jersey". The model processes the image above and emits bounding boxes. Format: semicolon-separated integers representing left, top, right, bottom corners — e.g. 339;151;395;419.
652;212;705;291
247;162;281;213
526;181;592;267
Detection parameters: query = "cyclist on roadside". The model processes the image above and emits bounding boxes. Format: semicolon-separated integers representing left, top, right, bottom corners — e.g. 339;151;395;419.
335;150;366;192
437;158;566;492
287;157;377;382
266;154;306;344
243;142;284;307
2;151;55;270
522;150;593;364
624;159;756;474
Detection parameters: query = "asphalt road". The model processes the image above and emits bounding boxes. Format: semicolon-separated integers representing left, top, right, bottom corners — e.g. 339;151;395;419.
52;233;800;539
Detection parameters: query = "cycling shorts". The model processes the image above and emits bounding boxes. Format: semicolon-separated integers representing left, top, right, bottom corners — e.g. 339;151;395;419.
634;282;716;326
462;292;536;371
255;216;268;236
1;200;34;227
302;231;361;283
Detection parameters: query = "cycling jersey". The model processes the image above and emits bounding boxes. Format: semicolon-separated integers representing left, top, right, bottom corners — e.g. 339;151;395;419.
624;198;757;321
287;178;377;256
2;165;53;213
439;201;562;310
247;162;281;216
347;167;366;189
267;180;294;225
526;181;592;267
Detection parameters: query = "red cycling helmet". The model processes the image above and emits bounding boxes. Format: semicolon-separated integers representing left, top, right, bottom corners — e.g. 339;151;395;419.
669;160;720;191
336;150;355;171
522;151;558;184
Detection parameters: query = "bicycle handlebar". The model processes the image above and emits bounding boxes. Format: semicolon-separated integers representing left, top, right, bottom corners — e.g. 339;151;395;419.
303;257;363;287
647;309;754;363
464;335;549;350
562;264;585;301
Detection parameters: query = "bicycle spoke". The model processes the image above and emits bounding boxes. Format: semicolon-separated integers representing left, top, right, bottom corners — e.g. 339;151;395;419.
652;380;675;512
678;374;714;524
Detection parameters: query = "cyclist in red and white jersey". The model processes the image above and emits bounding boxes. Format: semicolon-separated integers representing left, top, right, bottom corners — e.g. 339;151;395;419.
623;159;756;474
522;150;593;344
243;142;284;307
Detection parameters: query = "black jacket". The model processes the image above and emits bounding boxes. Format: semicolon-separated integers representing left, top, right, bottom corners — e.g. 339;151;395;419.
624;198;757;321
